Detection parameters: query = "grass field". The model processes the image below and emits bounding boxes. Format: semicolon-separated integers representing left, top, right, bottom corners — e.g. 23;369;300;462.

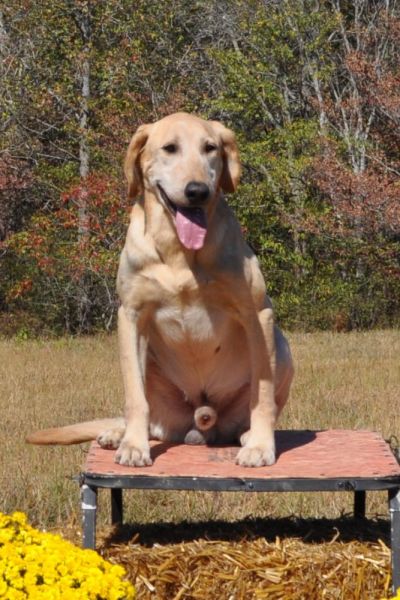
1;330;399;598
1;329;399;528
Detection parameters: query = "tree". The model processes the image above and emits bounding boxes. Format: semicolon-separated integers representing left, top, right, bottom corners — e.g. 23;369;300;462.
1;0;206;332
191;0;339;324
195;0;400;328
1;0;399;333
309;1;400;327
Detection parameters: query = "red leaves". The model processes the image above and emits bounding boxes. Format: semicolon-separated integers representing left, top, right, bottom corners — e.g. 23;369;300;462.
4;171;129;303
58;173;129;242
7;278;33;301
0;156;32;192
345;49;400;118
312;142;400;236
61;174;110;208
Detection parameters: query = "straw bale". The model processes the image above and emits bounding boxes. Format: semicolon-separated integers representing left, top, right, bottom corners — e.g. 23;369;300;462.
101;534;392;599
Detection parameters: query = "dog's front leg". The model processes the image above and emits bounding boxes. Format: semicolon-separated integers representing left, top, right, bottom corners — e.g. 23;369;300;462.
115;305;151;466
236;307;277;467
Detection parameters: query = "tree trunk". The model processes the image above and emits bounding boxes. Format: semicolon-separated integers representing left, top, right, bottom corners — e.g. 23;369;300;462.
75;3;91;331
77;4;90;241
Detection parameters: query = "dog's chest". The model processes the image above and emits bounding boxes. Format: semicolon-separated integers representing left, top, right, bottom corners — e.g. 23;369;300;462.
144;264;249;396
154;301;223;345
146;266;228;344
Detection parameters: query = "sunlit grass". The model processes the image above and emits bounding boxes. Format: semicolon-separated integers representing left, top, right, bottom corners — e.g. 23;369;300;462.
1;330;399;530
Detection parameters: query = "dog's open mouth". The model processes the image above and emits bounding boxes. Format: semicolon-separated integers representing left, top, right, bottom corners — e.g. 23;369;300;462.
157;185;207;251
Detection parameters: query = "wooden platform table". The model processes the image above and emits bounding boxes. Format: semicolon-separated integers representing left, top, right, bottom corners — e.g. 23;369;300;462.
77;429;400;593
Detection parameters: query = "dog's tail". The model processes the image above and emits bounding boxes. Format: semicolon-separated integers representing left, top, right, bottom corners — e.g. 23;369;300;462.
26;418;125;446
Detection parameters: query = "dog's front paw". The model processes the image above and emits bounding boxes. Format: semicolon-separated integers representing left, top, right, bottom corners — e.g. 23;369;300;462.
236;444;276;467
97;427;125;450
115;440;152;467
239;430;250;446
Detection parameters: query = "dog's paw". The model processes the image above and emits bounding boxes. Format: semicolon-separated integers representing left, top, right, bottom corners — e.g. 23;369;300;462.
239;430;250;446
235;444;276;467
184;429;207;445
115;440;152;467
97;427;125;450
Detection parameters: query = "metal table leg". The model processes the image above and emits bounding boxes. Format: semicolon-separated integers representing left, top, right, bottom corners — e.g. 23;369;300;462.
389;488;400;595
354;490;366;519
81;483;98;549
111;488;123;525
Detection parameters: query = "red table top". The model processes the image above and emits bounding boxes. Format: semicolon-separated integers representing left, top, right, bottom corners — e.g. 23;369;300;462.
82;429;400;480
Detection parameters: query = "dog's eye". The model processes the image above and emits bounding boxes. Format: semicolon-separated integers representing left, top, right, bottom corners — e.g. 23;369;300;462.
204;142;218;153
162;143;178;154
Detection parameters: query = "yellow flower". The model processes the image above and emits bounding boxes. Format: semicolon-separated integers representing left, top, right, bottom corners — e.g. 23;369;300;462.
0;511;135;599
382;589;400;600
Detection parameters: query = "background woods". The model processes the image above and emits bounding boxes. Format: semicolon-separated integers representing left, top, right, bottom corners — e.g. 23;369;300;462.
1;0;399;335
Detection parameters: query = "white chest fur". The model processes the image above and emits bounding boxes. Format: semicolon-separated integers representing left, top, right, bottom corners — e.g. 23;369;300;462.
146;269;249;397
119;257;251;397
154;299;226;346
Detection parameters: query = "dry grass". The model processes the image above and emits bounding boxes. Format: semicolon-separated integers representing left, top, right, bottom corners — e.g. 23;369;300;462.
1;329;399;526
101;531;391;599
1;330;399;598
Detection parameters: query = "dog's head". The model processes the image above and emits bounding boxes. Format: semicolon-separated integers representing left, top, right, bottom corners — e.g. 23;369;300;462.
124;112;241;250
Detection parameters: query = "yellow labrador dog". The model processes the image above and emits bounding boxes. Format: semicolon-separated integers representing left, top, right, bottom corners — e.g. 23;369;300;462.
27;113;294;467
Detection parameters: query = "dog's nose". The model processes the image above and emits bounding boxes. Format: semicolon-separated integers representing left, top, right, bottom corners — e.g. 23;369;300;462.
184;181;210;205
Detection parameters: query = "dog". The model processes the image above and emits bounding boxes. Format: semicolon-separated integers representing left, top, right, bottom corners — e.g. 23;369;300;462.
27;113;294;467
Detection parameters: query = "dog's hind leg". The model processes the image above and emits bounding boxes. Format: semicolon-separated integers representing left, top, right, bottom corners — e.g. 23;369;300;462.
97;424;126;449
274;326;294;418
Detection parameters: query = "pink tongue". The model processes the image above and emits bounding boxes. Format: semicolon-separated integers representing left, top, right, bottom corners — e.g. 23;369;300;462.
175;207;207;250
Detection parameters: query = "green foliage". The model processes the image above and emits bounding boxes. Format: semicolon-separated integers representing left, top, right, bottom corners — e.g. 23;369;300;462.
1;0;399;334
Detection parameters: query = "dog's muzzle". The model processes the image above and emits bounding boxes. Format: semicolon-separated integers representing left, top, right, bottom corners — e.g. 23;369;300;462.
185;181;210;205
157;183;208;251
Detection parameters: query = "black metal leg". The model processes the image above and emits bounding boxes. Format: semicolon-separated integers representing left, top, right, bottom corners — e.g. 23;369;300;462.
389;488;400;595
111;488;123;525
354;490;366;518
81;484;97;549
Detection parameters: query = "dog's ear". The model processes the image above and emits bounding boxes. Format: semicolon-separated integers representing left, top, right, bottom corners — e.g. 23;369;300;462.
211;121;241;193
124;124;152;199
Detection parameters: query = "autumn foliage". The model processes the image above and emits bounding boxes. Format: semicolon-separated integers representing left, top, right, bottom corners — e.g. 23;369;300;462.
2;174;130;332
1;0;399;334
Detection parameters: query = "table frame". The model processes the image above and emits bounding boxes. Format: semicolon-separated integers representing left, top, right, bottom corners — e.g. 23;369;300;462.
78;434;400;594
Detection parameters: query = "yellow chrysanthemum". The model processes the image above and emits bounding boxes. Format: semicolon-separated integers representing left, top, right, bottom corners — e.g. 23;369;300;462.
0;511;135;599
382;589;400;600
